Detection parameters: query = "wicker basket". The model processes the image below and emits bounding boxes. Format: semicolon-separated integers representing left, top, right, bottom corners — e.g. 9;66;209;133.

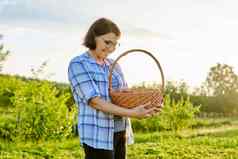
109;49;165;108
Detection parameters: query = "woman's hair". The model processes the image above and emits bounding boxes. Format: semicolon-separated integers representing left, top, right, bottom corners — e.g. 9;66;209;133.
83;18;121;50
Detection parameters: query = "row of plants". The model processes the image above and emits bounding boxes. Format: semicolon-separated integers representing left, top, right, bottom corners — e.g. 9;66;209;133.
0;70;237;141
0;75;77;141
0;73;201;141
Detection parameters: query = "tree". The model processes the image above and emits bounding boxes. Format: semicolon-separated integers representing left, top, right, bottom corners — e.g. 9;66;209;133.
165;80;189;96
0;35;10;72
30;60;55;80
206;63;238;96
192;82;209;96
177;80;189;97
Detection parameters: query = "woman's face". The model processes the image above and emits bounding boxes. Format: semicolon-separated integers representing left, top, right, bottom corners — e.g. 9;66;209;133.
94;32;120;59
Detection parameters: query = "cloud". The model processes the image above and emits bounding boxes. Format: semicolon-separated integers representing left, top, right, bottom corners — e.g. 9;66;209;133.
0;0;167;38
0;0;130;24
123;27;159;38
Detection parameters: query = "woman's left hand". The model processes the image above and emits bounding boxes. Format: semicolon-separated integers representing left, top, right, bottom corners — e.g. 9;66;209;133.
145;102;164;116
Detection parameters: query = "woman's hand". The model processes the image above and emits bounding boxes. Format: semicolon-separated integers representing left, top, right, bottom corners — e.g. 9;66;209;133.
150;102;164;116
89;96;164;118
129;102;163;119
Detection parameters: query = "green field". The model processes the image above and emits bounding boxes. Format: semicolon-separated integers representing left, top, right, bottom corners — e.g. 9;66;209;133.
1;118;238;159
0;75;238;158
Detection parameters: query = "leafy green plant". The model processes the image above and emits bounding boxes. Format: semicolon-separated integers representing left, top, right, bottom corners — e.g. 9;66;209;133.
0;76;23;107
132;95;200;132
12;81;76;141
0;114;16;140
159;95;200;131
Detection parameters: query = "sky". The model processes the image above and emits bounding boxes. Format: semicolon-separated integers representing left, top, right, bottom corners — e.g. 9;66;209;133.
0;0;238;89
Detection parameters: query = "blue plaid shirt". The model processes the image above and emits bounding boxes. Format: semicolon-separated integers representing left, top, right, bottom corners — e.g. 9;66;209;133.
68;51;133;150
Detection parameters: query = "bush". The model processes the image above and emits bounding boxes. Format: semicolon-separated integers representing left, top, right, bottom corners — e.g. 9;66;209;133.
190;93;238;115
0;76;22;107
132;95;200;132
132;115;163;132
159;95;200;131
0;114;16;140
12;81;77;141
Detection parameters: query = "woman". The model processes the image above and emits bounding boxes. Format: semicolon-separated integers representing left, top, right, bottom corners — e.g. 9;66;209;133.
68;18;162;159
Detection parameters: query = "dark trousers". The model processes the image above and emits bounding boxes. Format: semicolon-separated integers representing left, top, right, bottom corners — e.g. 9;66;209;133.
83;131;126;159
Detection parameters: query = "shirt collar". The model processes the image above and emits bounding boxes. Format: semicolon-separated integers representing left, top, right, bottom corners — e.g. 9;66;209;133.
85;51;111;66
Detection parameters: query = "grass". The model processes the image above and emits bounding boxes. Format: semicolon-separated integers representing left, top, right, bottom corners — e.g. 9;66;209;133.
1;105;238;159
131;128;238;159
1;125;238;159
0;138;84;159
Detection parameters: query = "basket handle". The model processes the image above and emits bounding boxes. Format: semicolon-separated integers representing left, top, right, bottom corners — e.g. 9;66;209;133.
109;49;165;93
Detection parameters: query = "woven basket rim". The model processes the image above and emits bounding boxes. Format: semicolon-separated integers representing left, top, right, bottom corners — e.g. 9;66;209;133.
108;49;165;94
111;88;162;92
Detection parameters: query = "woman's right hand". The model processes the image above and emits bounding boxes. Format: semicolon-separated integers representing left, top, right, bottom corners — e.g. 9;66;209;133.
129;102;161;119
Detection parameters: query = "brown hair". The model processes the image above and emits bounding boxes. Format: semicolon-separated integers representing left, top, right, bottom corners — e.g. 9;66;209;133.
83;18;121;50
